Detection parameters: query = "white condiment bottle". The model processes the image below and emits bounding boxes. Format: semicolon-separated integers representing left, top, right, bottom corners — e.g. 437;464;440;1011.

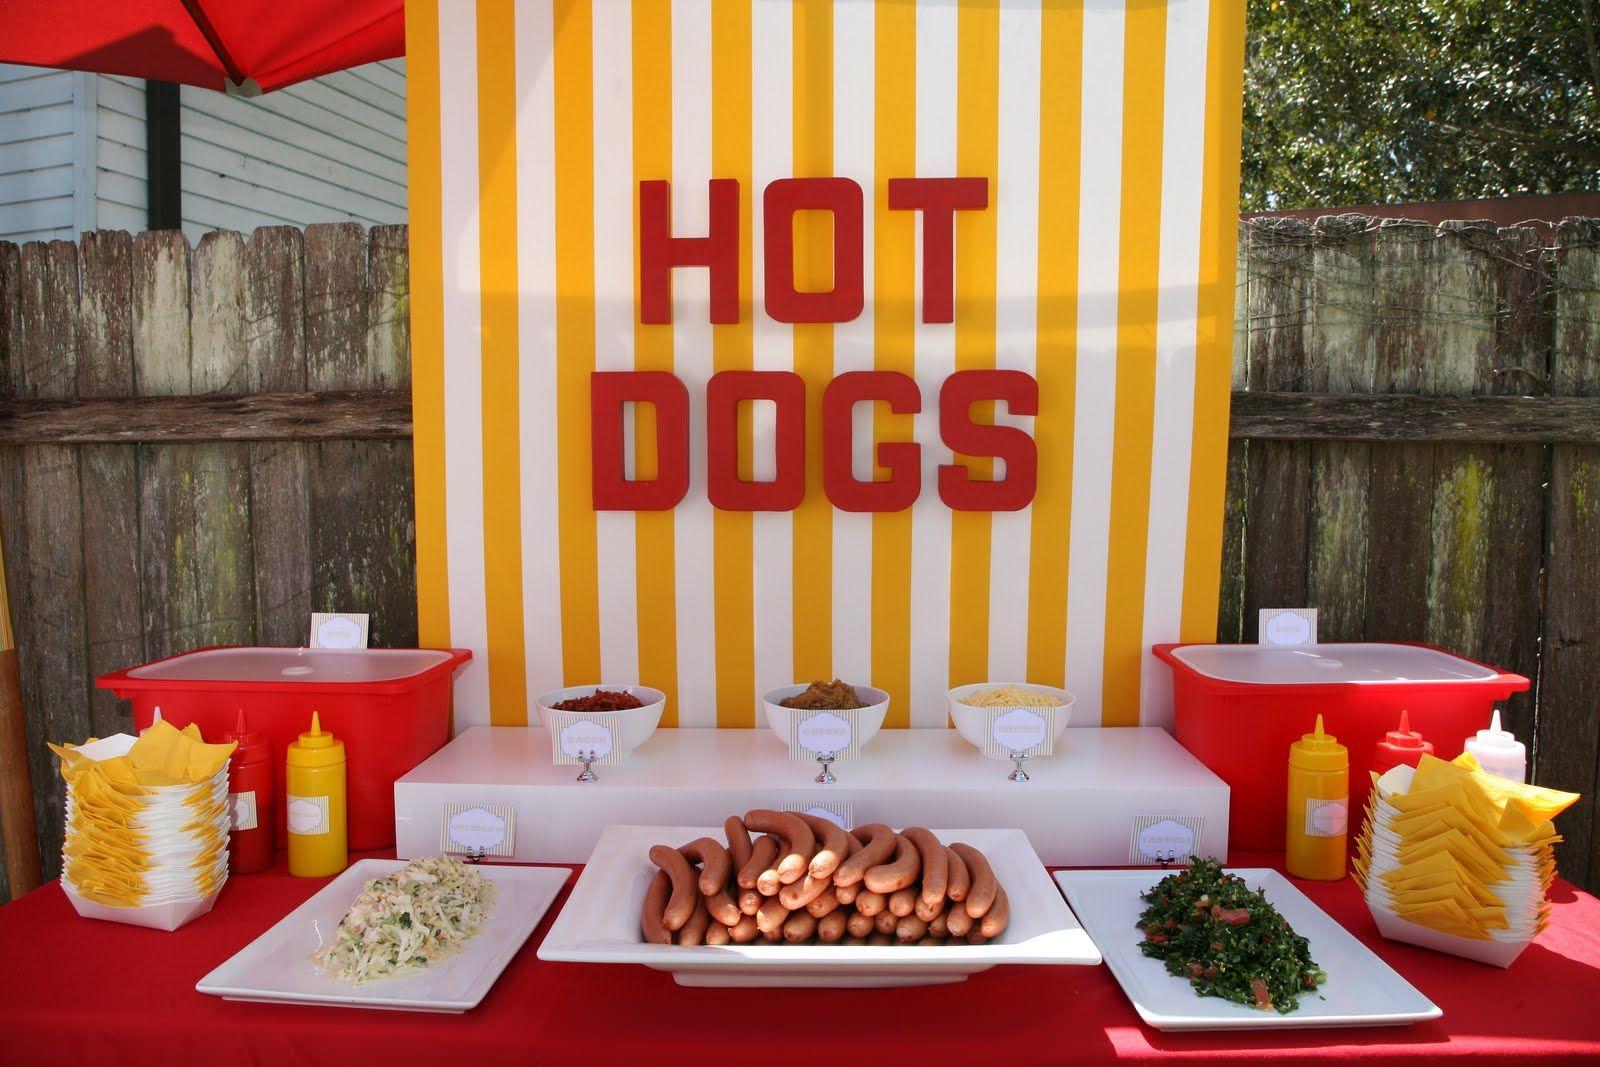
1465;709;1526;783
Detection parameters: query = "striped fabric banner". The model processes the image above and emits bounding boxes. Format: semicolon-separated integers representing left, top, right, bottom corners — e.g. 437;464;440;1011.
406;0;1247;733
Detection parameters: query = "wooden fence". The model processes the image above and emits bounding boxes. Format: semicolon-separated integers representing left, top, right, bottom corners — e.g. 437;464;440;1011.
0;217;1594;904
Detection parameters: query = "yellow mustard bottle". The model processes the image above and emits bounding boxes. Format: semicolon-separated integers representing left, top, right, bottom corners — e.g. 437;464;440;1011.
1286;714;1348;881
285;711;348;877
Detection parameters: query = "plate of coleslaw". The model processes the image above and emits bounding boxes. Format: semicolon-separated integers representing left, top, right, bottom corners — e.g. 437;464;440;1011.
197;857;570;1012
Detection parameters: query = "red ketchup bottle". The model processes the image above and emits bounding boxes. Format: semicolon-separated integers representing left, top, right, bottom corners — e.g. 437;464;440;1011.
223;709;275;875
1371;710;1434;777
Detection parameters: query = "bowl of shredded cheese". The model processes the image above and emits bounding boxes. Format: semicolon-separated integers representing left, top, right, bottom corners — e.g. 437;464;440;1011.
946;682;1075;758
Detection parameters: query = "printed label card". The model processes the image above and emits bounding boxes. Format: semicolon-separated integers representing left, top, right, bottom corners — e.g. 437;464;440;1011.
1259;607;1318;647
440;803;517;858
781;801;854;830
787;709;861;762
543;711;621;767
1128;815;1205;865
310;612;369;649
983;706;1061;759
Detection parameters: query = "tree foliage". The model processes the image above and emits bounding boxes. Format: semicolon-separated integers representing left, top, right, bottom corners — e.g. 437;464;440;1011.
1243;0;1600;210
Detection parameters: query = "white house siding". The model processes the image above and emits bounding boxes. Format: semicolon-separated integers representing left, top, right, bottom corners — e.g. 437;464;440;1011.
178;58;407;242
0;65;77;242
93;75;149;234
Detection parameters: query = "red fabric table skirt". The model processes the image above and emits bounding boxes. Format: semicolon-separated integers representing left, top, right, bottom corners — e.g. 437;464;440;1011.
1;851;1597;1067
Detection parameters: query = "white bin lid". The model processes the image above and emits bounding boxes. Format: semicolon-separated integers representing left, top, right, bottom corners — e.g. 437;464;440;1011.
1168;643;1499;685
129;647;454;684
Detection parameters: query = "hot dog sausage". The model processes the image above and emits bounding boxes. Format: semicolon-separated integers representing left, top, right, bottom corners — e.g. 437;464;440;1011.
835;882;860;905
649;844;699;932
778;873;831;911
846;910;874;938
807;886;841;918
902;827;948;906
640;869;672;944
863;834;922;894
853;889;887;916
797;812;850;880
704;921;732;945
782;909;818;943
895;915;929;942
874;910;899;935
945;845;970;902
679;837;731;896
761;924;784;942
944;905;974;938
737;834;779;890
737;888;762;915
914;892;945;922
817;909;848;943
756;895;790;934
743;809;815;884
724;815;754;874
928;909;950;938
705;886;742;926
868;932;894;946
835;823;896;887
676;895;712;946
950;842;997;919
757;864;784;898
965;931;989;945
729;915;760;943
978;885;1011;938
887;886;917;917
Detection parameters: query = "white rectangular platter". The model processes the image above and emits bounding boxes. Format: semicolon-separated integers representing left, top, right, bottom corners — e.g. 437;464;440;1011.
538;825;1100;987
197;859;570;1013
1055;868;1442;1031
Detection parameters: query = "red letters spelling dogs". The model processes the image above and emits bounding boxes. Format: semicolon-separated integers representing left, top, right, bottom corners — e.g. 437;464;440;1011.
596;177;1036;514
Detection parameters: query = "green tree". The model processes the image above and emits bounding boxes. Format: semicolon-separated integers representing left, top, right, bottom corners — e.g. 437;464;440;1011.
1243;0;1600;210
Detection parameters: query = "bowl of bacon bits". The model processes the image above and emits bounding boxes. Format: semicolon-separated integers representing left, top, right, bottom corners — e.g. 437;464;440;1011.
534;684;667;760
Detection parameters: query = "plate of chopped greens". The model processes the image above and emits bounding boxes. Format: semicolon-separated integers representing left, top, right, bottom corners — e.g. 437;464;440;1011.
198;858;570;1013
1056;862;1440;1031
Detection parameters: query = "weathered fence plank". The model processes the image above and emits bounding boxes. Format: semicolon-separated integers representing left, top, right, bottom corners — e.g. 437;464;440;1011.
78;231;142;739
1544;219;1600;888
14;240;88;883
1366;221;1436;642
308;224;417;648
1305;216;1375;641
1240;219;1313;639
246;227;312;648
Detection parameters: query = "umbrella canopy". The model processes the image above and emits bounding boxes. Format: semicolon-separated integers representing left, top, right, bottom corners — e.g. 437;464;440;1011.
0;0;403;94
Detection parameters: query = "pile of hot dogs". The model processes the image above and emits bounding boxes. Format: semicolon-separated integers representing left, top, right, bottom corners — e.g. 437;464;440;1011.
641;811;1010;946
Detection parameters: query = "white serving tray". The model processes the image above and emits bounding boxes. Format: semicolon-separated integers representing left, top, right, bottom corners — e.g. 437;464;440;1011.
1056;868;1442;1031
538;825;1100;987
196;859;570;1013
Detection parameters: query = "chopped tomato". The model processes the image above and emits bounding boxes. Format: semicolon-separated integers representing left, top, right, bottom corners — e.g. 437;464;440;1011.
1251;978;1273;1011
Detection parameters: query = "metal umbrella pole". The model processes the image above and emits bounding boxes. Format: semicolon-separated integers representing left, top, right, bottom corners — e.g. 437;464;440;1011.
0;516;40;897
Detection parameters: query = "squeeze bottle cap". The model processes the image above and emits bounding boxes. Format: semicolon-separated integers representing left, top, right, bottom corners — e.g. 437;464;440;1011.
223;708;269;766
287;711;345;768
1471;710;1518;751
1383;710;1430;752
1289;714;1347;771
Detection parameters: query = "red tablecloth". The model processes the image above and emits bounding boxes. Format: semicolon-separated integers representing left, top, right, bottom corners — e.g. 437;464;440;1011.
2;852;1598;1067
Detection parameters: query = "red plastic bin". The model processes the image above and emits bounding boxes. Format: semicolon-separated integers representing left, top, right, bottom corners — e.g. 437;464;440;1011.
97;646;472;851
1154;642;1528;850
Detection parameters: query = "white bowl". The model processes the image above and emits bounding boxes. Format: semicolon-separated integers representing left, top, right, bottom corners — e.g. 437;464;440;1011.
946;681;1074;759
534;684;666;761
761;683;889;756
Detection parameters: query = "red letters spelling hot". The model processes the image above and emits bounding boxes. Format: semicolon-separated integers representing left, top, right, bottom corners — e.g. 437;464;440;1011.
598;177;1036;514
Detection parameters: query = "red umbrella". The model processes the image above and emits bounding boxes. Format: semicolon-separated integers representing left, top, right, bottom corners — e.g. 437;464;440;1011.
0;0;403;94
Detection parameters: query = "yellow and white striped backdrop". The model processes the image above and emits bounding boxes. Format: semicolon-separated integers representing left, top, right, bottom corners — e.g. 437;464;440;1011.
406;0;1246;733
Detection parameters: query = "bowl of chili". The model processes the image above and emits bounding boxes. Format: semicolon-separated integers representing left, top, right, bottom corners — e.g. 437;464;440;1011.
534;684;667;760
